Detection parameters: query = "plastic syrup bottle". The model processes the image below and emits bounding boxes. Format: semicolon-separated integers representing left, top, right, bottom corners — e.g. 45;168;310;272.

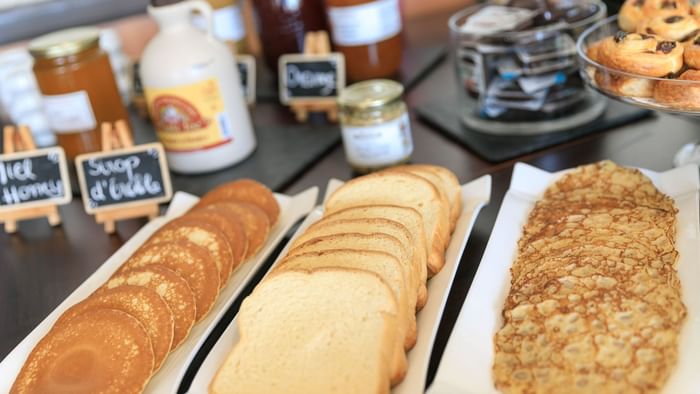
141;0;255;173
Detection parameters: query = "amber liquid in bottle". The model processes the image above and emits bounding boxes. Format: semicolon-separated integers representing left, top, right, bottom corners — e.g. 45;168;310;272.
324;0;403;81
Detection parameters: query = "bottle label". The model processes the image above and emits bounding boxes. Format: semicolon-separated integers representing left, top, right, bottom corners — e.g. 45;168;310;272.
144;79;233;153
342;112;413;167
328;0;402;46
192;4;246;42
42;91;96;134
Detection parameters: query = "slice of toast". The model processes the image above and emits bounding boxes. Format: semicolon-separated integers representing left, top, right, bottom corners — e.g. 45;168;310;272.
289;217;418;346
325;171;450;275
320;204;429;307
209;268;398;394
288;232;420;347
276;250;410;386
391;164;461;233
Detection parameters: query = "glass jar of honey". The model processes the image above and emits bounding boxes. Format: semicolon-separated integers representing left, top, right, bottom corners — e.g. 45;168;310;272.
29;27;130;160
338;79;413;173
324;0;403;81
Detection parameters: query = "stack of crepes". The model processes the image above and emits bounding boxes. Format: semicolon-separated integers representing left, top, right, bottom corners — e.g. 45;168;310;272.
493;161;686;393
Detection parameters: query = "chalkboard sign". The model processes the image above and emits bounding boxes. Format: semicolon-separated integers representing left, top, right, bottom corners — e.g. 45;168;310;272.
278;53;346;104
237;54;256;105
0;147;71;211
75;143;172;214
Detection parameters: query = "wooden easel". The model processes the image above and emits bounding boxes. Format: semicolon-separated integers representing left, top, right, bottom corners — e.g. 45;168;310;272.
290;31;339;123
93;120;159;234
1;125;61;233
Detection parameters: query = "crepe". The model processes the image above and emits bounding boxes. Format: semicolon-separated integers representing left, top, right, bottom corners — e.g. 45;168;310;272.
493;161;686;394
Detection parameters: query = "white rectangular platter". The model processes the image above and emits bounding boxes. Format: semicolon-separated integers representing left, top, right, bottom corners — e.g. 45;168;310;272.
187;174;492;394
427;163;700;394
0;186;318;394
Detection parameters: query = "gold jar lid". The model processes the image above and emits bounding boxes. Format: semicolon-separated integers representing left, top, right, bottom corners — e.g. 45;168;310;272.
338;79;404;111
28;27;100;59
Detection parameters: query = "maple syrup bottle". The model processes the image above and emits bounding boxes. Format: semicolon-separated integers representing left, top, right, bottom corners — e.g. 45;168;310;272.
141;0;256;173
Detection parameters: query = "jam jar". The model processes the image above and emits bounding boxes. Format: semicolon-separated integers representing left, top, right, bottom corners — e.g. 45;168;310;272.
338;79;413;173
324;0;403;81
29;26;129;160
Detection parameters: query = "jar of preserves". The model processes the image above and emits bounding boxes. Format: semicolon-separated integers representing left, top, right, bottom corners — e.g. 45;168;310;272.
338;79;413;173
324;0;403;81
253;0;328;70
29;27;130;160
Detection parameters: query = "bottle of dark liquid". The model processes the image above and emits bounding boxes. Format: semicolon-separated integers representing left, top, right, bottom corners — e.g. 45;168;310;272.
253;0;328;70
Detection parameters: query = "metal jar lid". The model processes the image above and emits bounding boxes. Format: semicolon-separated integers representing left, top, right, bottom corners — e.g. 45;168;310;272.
338;79;405;111
28;26;100;59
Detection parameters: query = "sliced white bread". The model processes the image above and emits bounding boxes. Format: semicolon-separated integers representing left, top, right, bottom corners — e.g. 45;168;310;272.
393;164;462;232
288;232;419;350
386;167;451;237
289;217;418;346
210;268;398;394
276;249;410;386
320;204;428;309
325;171;450;275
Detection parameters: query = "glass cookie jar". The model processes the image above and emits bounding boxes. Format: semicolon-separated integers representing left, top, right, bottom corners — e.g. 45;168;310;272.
338;79;413;173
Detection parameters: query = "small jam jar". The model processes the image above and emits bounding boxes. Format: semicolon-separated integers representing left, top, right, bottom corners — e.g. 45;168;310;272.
29;27;129;161
338;79;413;174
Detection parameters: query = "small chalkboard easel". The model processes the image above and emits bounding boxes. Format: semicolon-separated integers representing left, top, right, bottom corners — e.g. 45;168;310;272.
1;125;61;233
289;31;339;122
93;120;159;234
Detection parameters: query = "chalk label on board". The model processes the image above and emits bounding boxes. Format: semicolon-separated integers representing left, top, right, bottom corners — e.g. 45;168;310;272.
0;147;71;209
75;143;172;213
278;53;346;104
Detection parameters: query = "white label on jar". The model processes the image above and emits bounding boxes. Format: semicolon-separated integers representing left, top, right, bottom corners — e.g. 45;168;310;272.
192;5;246;42
42;91;96;134
328;0;402;47
342;112;413;167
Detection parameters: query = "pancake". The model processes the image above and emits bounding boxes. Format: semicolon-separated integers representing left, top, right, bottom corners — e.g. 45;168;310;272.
543;161;677;213
522;202;676;243
148;219;233;288
197;201;270;259
194;179;280;225
181;208;248;273
103;265;197;350
123;241;219;321
11;308;153;394
54;285;173;373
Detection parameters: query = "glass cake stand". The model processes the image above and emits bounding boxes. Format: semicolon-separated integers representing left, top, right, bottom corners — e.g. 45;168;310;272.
577;15;700;166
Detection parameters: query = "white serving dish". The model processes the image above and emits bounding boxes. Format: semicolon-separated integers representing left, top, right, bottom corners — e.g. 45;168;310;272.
0;186;319;394
427;163;700;394
186;175;492;394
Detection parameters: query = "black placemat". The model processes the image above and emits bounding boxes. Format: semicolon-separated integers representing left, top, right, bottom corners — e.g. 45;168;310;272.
129;113;340;195
255;44;446;102
417;97;653;163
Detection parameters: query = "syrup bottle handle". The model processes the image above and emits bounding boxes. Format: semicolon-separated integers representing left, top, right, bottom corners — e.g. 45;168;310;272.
189;0;214;39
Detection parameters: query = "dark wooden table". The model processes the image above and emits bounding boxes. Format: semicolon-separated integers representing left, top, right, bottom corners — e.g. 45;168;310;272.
2;8;700;392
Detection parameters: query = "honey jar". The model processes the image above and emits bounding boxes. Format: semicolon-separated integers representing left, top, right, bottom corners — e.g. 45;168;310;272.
29;27;130;160
338;79;413;173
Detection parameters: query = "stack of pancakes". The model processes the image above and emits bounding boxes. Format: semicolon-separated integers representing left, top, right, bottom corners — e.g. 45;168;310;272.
11;179;279;393
493;161;686;393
